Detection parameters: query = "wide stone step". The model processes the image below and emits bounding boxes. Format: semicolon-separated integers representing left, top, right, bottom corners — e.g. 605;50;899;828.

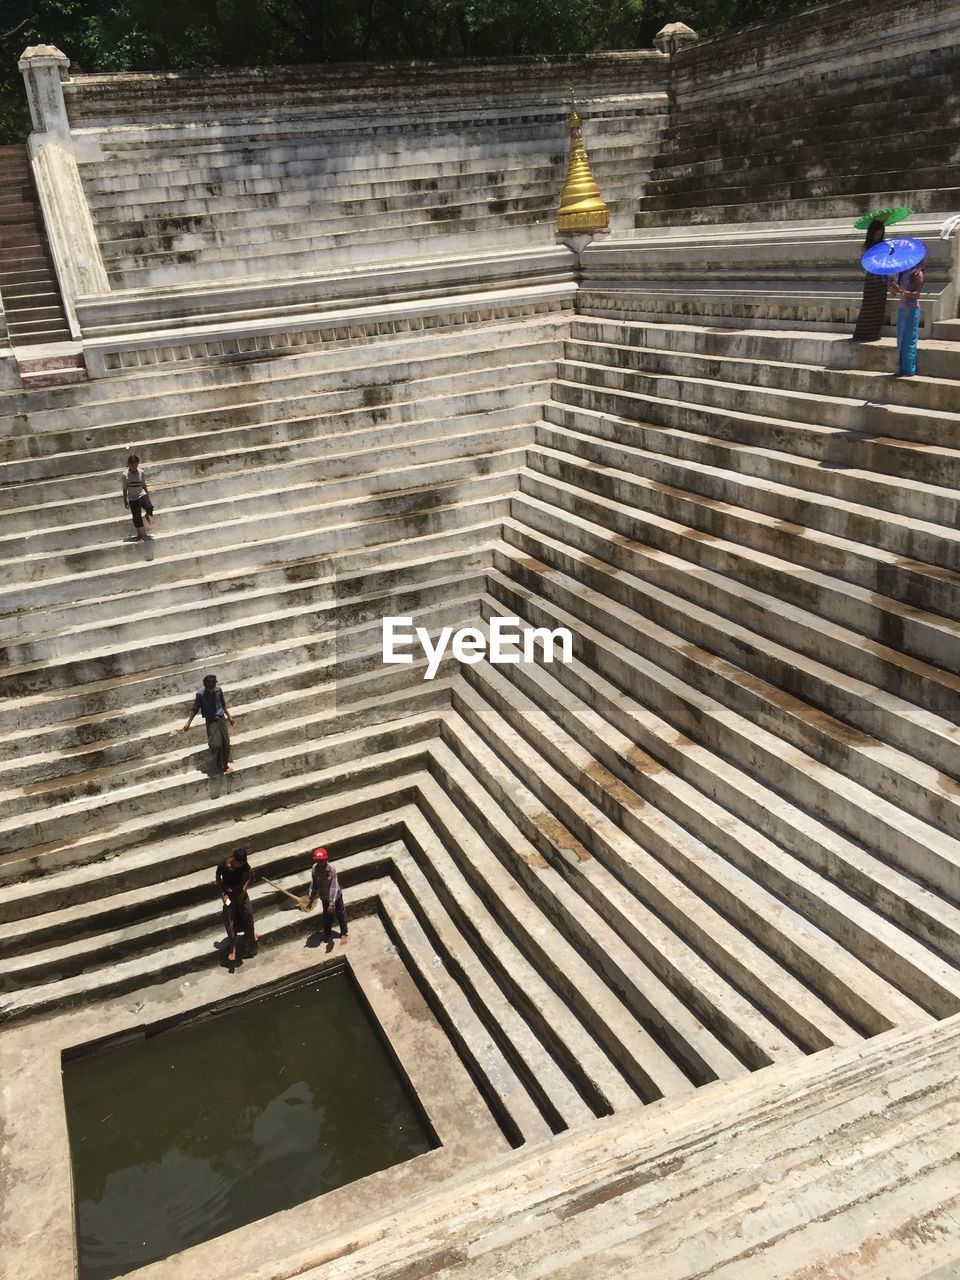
637;162;960;215
634;186;960;228
91;155;646;230
539;401;960;577
80;119;655;189
573;283;938;335
0;406;534;535
448;659;930;1043
563;338;957;416
554;343;960;513
0;449;515;591
0;542;485;789
420;755;742;1094
477;580;960;1012
0;696;443;879
0;424;527;565
0;492;505;644
102;215;561;287
305;1017;960;1280
654;123;960;182
439;699;850;1062
0;354;552;468
485;558;960;914
549;372;960;492
0;312;563;421
568;316;960;383
499;503;960;820
523;446;960;666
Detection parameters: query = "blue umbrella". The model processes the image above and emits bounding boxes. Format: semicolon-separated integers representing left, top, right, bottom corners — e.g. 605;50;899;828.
861;237;927;275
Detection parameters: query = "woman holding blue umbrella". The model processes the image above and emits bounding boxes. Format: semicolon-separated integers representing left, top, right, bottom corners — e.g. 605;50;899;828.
891;262;924;377
860;234;927;378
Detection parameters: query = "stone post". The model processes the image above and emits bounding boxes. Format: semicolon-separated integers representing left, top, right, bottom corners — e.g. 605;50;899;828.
654;22;699;58
16;45;110;340
17;45;71;140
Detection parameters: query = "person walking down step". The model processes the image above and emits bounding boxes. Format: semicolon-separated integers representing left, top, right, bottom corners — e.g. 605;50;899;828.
122;453;155;541
891;262;924;376
307;847;348;945
217;847;257;962
182;673;235;775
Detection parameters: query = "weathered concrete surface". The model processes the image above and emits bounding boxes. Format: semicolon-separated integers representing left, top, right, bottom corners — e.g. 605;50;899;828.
0;909;508;1280
234;1015;960;1280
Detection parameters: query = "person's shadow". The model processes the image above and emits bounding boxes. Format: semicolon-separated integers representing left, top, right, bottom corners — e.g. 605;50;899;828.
304;929;337;955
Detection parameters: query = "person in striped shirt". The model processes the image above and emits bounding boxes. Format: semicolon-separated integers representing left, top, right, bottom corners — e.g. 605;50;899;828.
121;453;155;540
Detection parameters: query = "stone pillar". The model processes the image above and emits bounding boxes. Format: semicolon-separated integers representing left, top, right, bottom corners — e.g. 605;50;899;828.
654;22;699;58
17;45;109;339
17;45;71;140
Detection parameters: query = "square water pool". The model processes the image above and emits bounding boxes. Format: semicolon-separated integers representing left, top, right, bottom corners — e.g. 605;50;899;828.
63;967;436;1280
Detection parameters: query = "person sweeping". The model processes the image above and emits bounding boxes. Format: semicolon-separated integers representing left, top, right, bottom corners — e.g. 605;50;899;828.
307;847;348;945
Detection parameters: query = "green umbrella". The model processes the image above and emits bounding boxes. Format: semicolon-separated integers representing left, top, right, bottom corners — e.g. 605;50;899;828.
853;207;912;230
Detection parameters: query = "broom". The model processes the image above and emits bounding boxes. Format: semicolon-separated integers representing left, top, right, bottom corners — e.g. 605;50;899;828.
260;876;314;912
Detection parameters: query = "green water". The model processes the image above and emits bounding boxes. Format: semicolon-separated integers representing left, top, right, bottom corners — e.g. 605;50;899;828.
63;971;435;1280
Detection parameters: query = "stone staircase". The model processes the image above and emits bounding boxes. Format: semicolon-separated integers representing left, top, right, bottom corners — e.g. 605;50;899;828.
636;17;960;227
3;295;960;1092
580;220;957;334
68;67;668;290
0;143;72;346
5;10;960;1274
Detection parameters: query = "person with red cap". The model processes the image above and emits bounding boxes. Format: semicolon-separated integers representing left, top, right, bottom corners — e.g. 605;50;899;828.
307;847;348;944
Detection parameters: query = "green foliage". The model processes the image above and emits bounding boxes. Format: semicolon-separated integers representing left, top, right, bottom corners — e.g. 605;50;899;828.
0;0;814;144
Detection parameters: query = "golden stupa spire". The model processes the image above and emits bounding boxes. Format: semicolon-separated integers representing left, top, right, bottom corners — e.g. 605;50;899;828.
556;96;609;234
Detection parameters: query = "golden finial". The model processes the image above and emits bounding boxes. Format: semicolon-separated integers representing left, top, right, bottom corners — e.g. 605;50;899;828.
556;96;608;234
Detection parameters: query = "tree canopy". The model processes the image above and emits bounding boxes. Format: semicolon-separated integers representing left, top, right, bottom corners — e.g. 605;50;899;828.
1;0;814;143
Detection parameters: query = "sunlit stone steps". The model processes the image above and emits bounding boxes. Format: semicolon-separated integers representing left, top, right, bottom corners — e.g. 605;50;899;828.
520;447;960;665
0;693;448;880
0;313;564;424
72;83;668;286
301;1014;960;1280
412;769;725;1095
0;600;471;812
486;540;960;914
0;348;557;476
476;574;960;1016
431;719;820;1069
578;225;956;333
450;639;945;1030
0;770;689;1142
501;495;960;821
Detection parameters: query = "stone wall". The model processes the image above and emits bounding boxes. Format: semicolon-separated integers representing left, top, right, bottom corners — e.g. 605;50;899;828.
635;0;960;227
63;52;668;127
670;0;958;104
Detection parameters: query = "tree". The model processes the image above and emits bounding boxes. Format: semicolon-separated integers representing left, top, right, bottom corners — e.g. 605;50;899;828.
0;0;816;146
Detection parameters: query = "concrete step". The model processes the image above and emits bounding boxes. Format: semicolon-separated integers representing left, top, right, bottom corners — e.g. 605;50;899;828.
436;706;848;1062
482;565;960;965
499;500;960;825
0;322;560;436
445;665;928;1045
477;581;960;1016
634;186;960;229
